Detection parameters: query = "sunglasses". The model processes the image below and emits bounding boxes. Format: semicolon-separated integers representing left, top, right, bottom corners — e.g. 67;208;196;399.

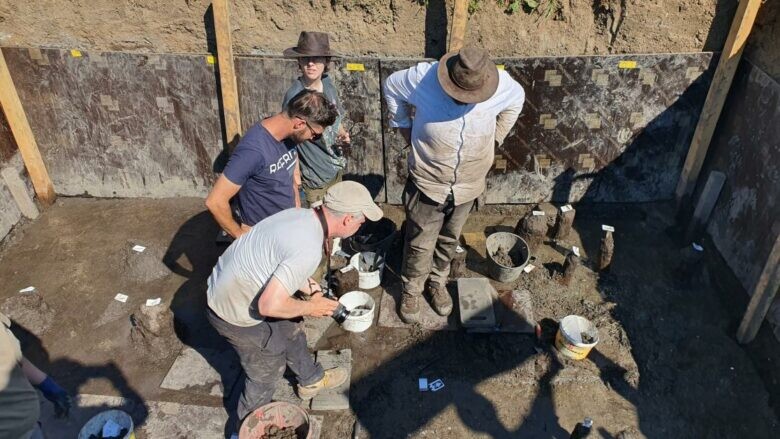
303;119;324;141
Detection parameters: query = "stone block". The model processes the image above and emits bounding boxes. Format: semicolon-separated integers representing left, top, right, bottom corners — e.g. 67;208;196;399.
457;278;497;328
310;349;351;411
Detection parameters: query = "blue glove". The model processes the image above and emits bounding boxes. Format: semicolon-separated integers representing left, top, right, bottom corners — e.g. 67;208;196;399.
36;376;72;418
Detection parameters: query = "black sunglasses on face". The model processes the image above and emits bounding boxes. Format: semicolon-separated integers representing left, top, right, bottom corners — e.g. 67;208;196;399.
303;119;324;140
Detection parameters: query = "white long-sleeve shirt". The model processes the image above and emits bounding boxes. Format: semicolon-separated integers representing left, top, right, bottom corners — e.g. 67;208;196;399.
383;61;525;205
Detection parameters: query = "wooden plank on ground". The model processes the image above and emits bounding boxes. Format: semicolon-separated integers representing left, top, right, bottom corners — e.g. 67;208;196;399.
212;0;242;148
684;170;726;242
736;234;780;344
675;0;762;208
449;0;469;52
0;49;55;205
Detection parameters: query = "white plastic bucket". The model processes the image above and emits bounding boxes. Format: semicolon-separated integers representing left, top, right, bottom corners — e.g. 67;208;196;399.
78;410;135;439
555;315;599;360
349;252;385;289
338;291;375;333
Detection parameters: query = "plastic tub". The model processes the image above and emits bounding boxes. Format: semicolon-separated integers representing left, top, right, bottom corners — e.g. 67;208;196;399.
338;291;375;333
349;252;385;289
554;315;599;360
485;232;530;283
78;410;135;439
239;401;310;439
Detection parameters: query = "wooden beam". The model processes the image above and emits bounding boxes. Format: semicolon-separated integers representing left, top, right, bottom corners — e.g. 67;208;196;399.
212;0;242;148
684;171;726;243
449;0;469;52
0;49;56;205
675;0;762;209
736;234;780;344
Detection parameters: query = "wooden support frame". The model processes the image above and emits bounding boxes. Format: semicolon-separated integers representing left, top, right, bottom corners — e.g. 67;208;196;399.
0;49;56;205
736;234;780;344
449;0;469;52
675;0;762;209
213;0;242;148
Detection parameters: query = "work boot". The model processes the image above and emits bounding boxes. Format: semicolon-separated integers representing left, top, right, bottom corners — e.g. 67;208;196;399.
399;293;420;324
297;367;348;400
426;281;453;316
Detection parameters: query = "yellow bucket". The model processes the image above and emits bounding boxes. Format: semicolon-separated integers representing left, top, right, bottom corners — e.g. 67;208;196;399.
554;315;599;360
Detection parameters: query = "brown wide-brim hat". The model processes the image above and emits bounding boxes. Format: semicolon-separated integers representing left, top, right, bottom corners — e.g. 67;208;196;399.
283;31;340;58
437;46;499;104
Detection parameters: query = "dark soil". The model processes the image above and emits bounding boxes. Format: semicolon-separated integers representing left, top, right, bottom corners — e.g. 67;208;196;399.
581;331;596;344
492;245;525;268
1;199;778;438
262;424;298;439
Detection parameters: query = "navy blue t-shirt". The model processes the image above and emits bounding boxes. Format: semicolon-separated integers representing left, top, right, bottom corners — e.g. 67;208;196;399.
223;123;297;226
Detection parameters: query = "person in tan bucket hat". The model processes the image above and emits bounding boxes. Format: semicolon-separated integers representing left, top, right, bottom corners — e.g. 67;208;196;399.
383;46;525;324
206;180;381;430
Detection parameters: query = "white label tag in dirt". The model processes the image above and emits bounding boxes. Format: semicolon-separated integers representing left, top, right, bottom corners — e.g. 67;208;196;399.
429;379;445;392
18;286;36;293
339;264;356;273
523;264;536;273
114;293;128;303
561;204;573;213
146;298;162;307
132;245;146;253
532;210;545;216
602;225;615;232
572;246;581;257
455;245;465;254
692;243;704;252
418;378;428;391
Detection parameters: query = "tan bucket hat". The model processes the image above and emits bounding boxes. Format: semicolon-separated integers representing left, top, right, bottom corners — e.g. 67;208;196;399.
437;46;499;104
324;181;383;221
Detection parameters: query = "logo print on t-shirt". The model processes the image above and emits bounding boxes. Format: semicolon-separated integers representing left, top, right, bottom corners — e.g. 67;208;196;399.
269;150;296;174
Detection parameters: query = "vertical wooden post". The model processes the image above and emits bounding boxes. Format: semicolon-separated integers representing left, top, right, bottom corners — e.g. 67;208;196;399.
0;49;56;205
213;0;242;148
449;0;469;52
736;234;780;344
675;0;762;209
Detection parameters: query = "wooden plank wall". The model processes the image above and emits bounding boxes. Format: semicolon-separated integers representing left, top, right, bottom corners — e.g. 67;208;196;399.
3;47;717;205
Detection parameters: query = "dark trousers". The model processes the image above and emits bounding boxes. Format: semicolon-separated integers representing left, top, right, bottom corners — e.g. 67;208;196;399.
207;309;323;422
401;179;474;296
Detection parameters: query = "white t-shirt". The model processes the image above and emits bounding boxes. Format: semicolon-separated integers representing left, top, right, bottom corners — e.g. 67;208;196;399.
207;208;324;327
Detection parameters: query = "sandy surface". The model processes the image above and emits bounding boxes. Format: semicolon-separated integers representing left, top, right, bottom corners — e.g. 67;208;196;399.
0;0;738;59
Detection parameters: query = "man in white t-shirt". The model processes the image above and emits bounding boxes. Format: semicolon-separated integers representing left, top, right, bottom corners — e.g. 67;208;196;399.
206;180;383;426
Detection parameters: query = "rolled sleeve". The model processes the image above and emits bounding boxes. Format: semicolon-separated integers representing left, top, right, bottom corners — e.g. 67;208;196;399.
383;63;432;129
494;73;526;145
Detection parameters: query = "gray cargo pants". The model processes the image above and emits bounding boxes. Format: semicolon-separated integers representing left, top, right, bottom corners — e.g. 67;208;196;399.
207;309;323;423
401;179;474;296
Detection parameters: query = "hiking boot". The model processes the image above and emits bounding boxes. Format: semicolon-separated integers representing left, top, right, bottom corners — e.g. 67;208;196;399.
426;282;453;316
297;367;348;400
399;293;420;324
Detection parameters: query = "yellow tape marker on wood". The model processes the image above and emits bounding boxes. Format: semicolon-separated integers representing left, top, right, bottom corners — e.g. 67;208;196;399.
496;64;505;70
206;55;216;65
346;63;365;72
70;49;82;58
618;60;637;69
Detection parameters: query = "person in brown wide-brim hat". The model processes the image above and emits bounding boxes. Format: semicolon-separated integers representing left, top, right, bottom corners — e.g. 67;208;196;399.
437;46;499;104
283;31;341;58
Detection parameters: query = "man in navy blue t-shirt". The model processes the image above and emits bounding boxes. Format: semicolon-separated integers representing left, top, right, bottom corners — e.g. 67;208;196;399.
206;90;339;239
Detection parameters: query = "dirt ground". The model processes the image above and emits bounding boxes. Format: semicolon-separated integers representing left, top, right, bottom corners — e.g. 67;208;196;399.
0;197;778;438
0;0;739;59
